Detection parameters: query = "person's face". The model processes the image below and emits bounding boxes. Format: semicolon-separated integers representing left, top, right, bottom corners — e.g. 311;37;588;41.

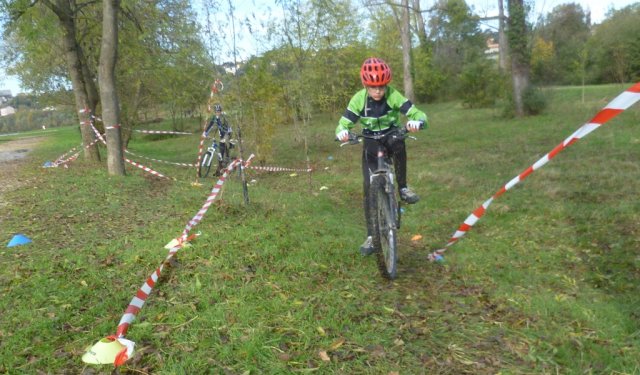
366;85;386;101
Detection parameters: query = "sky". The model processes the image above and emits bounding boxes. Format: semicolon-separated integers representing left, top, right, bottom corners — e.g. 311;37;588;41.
1;0;638;95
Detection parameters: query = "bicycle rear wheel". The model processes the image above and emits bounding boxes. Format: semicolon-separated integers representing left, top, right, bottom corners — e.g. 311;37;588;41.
368;175;398;279
198;152;213;178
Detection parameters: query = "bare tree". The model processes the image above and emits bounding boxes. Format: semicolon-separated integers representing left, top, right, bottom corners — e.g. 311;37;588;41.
99;0;125;175
412;0;428;49
381;0;415;101
498;0;509;71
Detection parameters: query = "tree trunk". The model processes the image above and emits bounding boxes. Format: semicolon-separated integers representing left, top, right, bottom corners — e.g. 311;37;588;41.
507;0;530;117
47;0;100;161
388;0;414;102
99;0;125;175
400;0;414;101
498;0;509;71
412;0;428;51
58;2;100;161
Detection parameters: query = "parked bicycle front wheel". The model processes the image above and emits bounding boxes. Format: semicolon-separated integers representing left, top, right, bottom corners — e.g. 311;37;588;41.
198;152;213;178
368;175;398;279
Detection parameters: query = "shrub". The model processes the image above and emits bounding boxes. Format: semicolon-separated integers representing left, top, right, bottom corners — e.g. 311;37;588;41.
459;60;503;108
523;85;548;115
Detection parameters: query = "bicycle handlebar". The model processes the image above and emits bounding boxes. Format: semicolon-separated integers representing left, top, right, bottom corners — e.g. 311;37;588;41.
338;124;422;147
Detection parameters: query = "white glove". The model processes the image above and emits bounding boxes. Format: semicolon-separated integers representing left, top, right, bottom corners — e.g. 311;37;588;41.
406;120;423;132
337;130;350;142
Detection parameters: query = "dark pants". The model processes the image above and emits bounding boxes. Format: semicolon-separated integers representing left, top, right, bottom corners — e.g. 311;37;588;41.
215;142;230;175
361;130;408;235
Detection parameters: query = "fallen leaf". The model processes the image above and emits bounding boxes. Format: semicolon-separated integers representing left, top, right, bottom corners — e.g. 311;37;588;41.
316;326;326;336
411;234;423;241
319;350;330;362
329;337;345;351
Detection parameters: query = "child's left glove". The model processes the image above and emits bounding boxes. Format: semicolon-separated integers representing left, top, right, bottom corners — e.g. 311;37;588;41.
406;120;423;132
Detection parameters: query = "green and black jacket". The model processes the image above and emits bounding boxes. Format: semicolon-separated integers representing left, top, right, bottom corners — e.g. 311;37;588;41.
335;86;428;136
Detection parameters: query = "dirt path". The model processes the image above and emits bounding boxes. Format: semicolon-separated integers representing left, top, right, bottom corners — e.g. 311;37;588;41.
0;137;46;208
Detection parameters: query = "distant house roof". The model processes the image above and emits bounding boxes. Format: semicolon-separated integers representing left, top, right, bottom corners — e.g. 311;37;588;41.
1;106;16;117
0;90;12;98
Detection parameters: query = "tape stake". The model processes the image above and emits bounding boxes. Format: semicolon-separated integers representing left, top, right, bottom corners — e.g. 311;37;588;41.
427;83;640;262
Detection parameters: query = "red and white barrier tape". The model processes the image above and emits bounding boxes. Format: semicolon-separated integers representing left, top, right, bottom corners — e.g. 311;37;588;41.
124;157;172;180
247;165;312;173
134;129;193;135
49;136;103;168
123;149;196;168
53;151;81;167
89;123;107;144
89;114;191;135
91;120;195;168
194;130;208;177
52;145;80;166
427;83;640;262
89;123;175;179
113;154;255;349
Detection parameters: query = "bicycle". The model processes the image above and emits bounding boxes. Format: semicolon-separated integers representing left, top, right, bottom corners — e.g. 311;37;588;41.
198;137;223;178
340;126;421;279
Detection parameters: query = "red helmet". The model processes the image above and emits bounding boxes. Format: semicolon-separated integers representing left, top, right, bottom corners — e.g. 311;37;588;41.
360;57;392;87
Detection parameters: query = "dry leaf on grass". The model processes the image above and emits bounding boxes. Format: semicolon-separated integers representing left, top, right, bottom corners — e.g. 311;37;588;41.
319;350;331;362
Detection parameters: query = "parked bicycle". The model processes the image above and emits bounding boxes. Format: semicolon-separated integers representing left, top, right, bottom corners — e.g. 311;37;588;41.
340;126;421;279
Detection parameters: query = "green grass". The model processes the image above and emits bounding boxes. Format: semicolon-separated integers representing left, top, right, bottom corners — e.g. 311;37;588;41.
1;84;639;374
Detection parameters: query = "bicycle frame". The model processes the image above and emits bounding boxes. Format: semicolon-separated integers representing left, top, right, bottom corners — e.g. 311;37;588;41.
341;128;415;279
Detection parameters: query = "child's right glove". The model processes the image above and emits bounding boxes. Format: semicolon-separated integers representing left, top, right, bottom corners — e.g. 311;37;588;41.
336;130;350;142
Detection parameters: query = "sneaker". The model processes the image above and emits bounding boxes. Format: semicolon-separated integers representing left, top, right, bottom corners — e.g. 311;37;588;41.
360;236;375;256
400;187;420;204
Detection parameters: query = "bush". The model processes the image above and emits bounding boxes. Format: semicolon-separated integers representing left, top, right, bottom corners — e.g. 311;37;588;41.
458;60;503;108
523;86;548;115
500;84;548;118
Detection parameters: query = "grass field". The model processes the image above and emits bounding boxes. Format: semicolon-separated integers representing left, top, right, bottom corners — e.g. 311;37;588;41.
1;84;639;374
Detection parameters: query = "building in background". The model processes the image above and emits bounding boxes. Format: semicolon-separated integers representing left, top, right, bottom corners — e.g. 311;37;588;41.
0;89;12;104
1;106;16;117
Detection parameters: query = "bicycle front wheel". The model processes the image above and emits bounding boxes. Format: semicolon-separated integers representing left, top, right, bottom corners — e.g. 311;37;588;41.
199;152;213;178
368;175;398;280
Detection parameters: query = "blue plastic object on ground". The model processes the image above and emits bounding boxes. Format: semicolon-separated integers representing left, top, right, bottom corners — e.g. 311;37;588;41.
434;254;444;263
7;234;31;247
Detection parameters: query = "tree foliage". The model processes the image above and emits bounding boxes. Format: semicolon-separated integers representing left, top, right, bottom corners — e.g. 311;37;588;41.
588;4;640;84
427;0;487;100
534;3;591;85
2;0;639;146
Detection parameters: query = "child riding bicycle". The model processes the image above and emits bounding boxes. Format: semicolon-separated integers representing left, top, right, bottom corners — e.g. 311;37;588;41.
204;103;234;175
335;57;428;255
